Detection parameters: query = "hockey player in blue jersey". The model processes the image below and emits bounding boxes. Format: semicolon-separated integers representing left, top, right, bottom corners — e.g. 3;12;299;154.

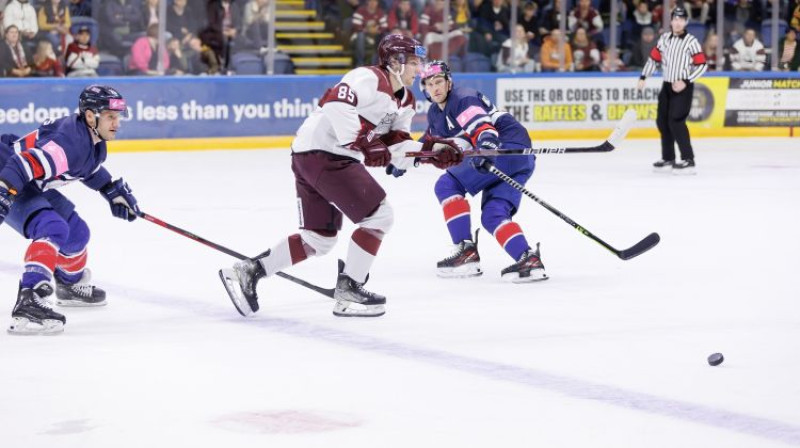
0;85;141;335
418;60;547;282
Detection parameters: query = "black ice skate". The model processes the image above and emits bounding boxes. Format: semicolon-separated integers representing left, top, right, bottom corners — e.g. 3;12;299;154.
653;159;674;173
672;159;696;175
219;250;268;317
437;229;483;278
332;273;386;317
56;269;106;307
501;243;549;283
8;282;66;335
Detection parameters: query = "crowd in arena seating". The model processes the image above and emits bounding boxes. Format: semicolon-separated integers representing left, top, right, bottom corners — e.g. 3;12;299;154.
0;0;798;78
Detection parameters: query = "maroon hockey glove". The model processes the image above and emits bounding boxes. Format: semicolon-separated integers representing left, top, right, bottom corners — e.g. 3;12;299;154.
352;132;391;167
422;137;463;169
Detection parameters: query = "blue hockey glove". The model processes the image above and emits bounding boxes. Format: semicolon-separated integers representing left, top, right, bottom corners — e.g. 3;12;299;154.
385;164;406;177
0;181;17;227
100;178;140;222
472;134;499;174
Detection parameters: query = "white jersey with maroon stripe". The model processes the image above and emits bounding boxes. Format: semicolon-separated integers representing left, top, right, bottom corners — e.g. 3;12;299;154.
291;66;422;169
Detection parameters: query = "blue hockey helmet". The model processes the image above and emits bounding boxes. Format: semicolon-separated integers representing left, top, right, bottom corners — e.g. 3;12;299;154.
79;85;129;118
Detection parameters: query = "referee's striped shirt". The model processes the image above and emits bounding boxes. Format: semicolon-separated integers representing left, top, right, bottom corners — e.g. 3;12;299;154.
640;31;708;83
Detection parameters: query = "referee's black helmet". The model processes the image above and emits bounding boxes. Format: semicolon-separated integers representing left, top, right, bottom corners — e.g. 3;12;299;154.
671;6;688;20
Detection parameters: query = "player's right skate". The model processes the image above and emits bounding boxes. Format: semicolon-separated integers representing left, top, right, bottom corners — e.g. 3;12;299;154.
437;230;483;278
501;243;549;283
333;273;386;317
219;250;268;317
8;282;66;335
55;269;106;307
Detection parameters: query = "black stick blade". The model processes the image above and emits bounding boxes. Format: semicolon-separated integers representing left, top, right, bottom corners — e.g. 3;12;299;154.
617;232;661;260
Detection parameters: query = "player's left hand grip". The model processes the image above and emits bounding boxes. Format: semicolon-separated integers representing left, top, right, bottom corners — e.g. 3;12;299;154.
0;182;17;227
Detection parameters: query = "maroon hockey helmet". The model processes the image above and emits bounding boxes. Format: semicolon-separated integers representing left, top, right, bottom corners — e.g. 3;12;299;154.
377;34;427;68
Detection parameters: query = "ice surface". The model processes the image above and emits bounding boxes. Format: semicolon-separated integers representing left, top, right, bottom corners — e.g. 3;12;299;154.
1;138;799;447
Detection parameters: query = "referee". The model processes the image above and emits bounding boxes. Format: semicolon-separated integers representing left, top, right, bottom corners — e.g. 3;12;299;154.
637;6;708;174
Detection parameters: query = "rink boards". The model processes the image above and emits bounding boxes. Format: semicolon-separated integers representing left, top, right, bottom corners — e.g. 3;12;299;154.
0;72;798;152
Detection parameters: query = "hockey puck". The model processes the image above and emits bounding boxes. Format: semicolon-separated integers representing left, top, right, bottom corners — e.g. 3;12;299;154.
707;353;724;366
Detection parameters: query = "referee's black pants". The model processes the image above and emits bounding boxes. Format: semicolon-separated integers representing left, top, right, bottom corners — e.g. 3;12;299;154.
656;81;695;162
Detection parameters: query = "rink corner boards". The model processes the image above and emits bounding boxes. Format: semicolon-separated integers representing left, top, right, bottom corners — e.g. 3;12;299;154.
107;128;797;153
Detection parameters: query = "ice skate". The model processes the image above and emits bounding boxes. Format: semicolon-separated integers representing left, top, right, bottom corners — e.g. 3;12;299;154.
437;230;483;278
8;282;66;335
501;243;549;283
652;159;674;173
55;269;106;307
672;159;696;175
220;251;269;317
332;273;386;317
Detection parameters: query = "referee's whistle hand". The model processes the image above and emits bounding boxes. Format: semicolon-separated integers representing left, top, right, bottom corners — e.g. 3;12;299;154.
636;79;646;90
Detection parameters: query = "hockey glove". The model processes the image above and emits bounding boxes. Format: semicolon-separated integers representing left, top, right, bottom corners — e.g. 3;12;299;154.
0;181;17;227
100;178;140;222
385;164;406;177
421;137;463;169
352;132;391;167
472;134;499;174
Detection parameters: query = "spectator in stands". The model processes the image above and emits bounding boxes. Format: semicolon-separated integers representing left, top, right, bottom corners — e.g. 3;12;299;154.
0;0;7;33
632;0;653;38
538;0;562;37
475;0;510;42
421;0;466;60
730;27;766;71
571;26;600;71
702;30;722;71
388;0;419;40
539;28;572;71
167;36;190;74
568;0;603;42
187;35;220;74
68;0;91;18
129;23;169;75
731;0;762;38
351;0;387;65
791;0;800;33
31;38;63;76
497;23;534;72
64;24;98;77
37;0;71;55
101;0;146;58
143;0;161;27
519;1;539;46
600;48;625;72
778;28;800;71
0;25;32;76
627;25;656;71
686;0;710;25
3;0;38;46
168;0;200;48
242;0;271;52
452;0;472;34
201;0;243;73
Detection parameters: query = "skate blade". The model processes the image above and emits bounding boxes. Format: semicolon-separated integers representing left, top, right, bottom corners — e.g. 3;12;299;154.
502;270;549;284
56;298;107;307
7;317;64;335
672;168;697;176
332;301;385;317
219;269;253;317
437;264;483;278
653;167;673;174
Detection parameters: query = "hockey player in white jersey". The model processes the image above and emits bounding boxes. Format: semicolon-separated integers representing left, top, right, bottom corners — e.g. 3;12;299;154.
220;34;463;317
